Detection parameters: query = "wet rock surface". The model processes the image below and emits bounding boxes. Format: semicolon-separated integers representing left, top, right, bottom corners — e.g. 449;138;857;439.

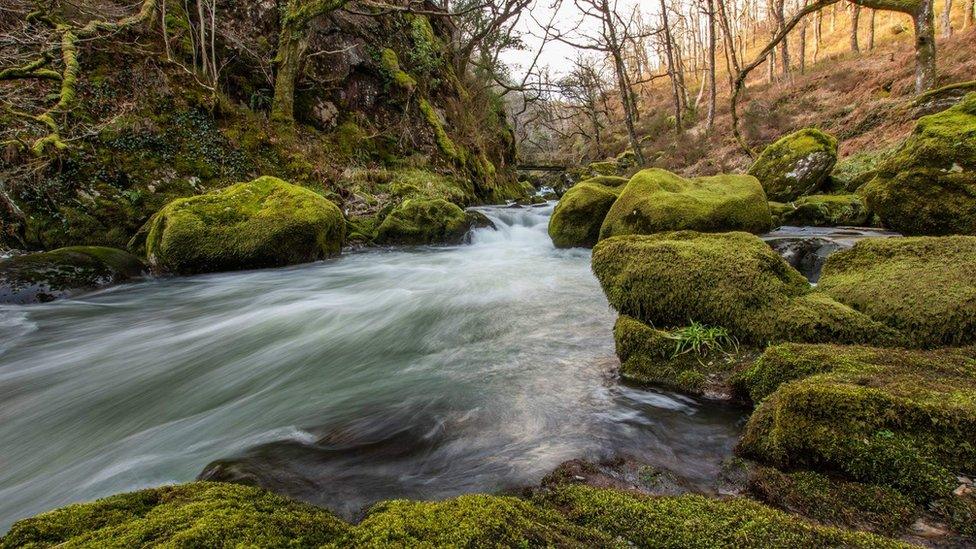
762;226;899;283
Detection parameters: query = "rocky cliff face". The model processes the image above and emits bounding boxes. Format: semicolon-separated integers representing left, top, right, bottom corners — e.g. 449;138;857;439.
0;0;521;251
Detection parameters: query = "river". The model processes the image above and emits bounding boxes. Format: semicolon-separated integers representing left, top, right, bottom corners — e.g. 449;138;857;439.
0;203;744;531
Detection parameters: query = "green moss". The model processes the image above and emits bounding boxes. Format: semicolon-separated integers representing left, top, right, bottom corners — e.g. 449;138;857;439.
584;161;619;177
748;128;839;202
343;494;610;547
548;179;623;248
379;48;417;91
614;315;753;397
0;482;349;548
418;98;461;162
591;232;897;346
748;467;918;535
0;246;145;304
375;198;481;245
778;194;871;227
736;344;976;502
818;236;976;347
405;15;442;77
861;93;976;235
141;176;345;274
830;150;888;193
540;484;907;548
599;169;772;240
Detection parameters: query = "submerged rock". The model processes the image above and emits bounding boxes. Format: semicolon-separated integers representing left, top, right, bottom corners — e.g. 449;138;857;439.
591;232;896;346
598;169;771;240
0;246;145;304
818;236;976;347
761;226;899;283
548;177;627;248
140;176;345;275
749;128;838;202
736;343;976;505
375;198;488;245
861;93;976;235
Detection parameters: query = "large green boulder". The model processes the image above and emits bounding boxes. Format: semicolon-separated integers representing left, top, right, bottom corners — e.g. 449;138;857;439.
861;93;976;235
141;177;344;274
749;128;839;202
598;169;772;239
345;494;610;547
540;484;907;548
818;236;976;347
0;246;145;304
0;482;349;548
736;344;976;502
591;232;897;346
375;198;488;245
778;194;872;227
548;177;627;248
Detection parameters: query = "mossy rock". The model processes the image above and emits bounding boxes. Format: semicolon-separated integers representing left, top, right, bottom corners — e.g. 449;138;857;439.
375;198;486;245
818;236;976;347
548;179;625;248
767;201;792;227
778;194;872;227
0;246;145;304
344;494;611;547
0;482;349;548
736;343;976;502
540;484;907;548
591;232;897;346
861;93;976;235
748;467;918;535
614;315;754;399
599;169;772;240
748;128;839;202
141;177;344;275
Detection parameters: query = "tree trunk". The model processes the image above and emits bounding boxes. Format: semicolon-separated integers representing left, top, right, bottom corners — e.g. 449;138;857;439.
868;9;876;48
851;4;861;52
965;0;975;28
814;10;822;61
767;48;776;83
799;21;807;73
660;0;684;132
271;27;308;124
913;0;937;93
706;0;717;129
941;0;953;36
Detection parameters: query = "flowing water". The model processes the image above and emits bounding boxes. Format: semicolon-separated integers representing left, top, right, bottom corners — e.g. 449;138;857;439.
0;203;745;532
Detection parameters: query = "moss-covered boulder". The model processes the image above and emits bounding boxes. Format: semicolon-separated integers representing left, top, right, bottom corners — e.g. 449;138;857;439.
540;484;907;548
614;315;754;399
375;198;487;245
0;482;349;548
749;128;839;202
141;177;344;275
778;194;872;227
0;246;145;304
548;177;627;248
818;236;976;347
861;93;976;235
748;467;918;535
345;494;610;547
591;232;897;346
599;169;771;240
736;344;976;502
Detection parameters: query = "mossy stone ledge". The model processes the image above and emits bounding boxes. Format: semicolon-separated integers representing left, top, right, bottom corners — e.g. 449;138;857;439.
374;198;488;245
777;194;872;227
591;231;897;347
748;128;838;202
861;92;976;235
818;236;976;347
0;246;145;304
139;176;345;275
548;177;626;248
598;168;772;240
736;343;976;503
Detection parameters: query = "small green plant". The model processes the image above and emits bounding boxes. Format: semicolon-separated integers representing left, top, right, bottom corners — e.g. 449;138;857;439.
667;321;738;358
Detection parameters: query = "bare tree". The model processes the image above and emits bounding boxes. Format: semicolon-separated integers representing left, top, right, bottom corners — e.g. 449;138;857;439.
941;0;953;37
850;3;860;52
